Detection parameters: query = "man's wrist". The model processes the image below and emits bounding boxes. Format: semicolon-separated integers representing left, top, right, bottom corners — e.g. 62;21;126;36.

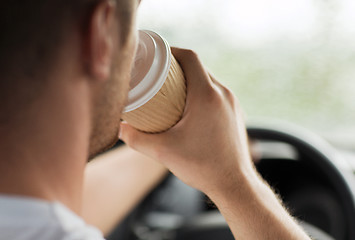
205;161;263;207
204;162;311;240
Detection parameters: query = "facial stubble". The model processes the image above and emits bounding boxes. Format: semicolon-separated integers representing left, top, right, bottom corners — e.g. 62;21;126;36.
88;59;131;160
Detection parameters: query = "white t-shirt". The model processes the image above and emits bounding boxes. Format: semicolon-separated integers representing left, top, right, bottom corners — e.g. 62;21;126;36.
0;195;105;240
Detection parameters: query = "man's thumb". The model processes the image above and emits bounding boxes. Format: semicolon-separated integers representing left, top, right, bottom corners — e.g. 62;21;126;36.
119;122;162;158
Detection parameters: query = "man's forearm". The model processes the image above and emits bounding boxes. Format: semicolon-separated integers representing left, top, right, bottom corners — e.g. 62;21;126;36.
209;166;311;240
82;145;168;235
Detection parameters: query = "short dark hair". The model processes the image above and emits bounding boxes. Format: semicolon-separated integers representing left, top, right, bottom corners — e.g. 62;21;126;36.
0;0;133;124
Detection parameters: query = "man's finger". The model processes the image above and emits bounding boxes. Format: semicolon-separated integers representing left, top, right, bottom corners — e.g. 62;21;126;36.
171;47;213;93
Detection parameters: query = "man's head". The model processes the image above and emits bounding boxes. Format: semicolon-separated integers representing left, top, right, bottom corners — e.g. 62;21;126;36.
0;0;139;159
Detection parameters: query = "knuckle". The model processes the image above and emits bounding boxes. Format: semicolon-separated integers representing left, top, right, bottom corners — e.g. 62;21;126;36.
184;49;199;60
228;93;240;110
224;87;237;104
205;84;240;110
219;85;239;107
232;97;241;111
206;85;224;106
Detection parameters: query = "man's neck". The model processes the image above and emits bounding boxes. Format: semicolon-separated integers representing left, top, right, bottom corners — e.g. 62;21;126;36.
0;78;91;215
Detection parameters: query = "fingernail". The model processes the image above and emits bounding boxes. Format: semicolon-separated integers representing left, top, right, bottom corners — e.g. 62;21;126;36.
119;128;123;140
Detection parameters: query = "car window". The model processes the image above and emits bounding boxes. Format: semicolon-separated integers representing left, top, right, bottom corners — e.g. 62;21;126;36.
138;0;355;150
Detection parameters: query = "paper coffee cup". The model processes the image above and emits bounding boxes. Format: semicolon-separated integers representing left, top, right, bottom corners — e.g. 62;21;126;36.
122;30;186;133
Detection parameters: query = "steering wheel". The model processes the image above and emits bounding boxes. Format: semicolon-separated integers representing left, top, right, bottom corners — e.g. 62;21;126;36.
108;122;355;240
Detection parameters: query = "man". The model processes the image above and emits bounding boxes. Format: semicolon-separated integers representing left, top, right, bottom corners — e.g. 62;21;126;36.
0;0;311;239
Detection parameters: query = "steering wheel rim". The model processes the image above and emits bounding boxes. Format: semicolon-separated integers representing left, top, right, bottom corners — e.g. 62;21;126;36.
248;122;355;240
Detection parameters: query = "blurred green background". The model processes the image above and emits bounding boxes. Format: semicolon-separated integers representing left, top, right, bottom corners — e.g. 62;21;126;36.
137;0;355;150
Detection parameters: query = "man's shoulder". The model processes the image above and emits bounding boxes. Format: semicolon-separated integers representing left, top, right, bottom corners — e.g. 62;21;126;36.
0;195;105;240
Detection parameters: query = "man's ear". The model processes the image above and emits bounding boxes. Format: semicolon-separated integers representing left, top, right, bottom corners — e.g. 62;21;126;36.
85;0;118;82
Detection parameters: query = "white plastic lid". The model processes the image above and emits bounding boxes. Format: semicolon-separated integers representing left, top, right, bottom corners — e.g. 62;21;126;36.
124;30;172;113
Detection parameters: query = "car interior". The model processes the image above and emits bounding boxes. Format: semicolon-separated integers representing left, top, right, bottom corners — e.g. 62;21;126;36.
107;0;355;239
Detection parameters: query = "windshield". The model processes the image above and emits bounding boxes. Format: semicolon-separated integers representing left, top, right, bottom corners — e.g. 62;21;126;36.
138;0;355;150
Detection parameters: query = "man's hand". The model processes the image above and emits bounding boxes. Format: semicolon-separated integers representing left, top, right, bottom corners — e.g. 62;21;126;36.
120;47;252;195
119;47;311;239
